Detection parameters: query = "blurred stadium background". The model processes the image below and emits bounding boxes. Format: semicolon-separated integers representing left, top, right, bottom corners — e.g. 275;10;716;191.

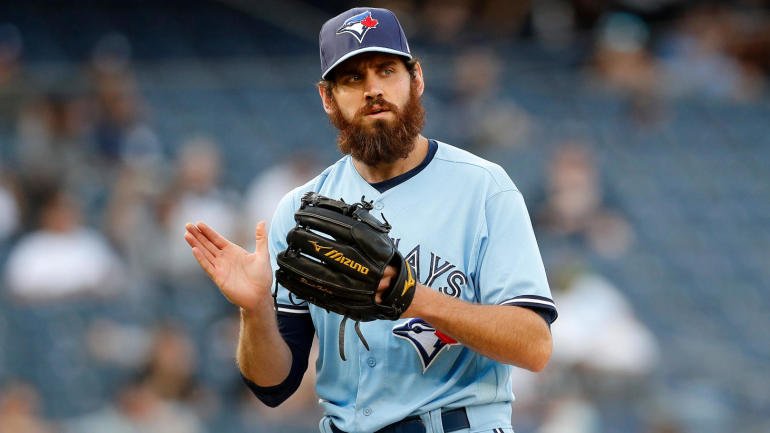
0;1;768;432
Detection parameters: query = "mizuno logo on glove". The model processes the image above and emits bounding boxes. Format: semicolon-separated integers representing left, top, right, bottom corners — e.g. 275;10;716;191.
310;240;370;275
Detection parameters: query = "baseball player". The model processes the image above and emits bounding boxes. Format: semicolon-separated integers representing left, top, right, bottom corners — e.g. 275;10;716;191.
184;7;556;433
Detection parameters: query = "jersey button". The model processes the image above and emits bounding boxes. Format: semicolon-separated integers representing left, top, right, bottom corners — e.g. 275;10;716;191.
367;357;376;367
374;202;384;210
363;408;373;416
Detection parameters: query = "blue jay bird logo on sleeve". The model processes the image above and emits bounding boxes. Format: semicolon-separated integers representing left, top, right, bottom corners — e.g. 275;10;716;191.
336;10;379;43
393;318;459;371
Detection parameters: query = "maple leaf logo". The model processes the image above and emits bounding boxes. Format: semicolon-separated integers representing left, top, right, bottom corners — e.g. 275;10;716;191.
360;15;378;28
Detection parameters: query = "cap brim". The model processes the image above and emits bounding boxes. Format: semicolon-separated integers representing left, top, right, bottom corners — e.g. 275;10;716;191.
322;47;412;79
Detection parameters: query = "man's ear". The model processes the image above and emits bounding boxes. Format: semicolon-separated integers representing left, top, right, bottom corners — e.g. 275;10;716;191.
413;62;425;97
318;84;333;114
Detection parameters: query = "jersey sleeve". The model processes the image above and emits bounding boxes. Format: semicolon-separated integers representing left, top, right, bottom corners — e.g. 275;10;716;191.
475;189;557;323
268;191;311;315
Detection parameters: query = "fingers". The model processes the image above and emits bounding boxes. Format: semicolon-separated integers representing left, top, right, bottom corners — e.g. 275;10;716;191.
185;222;224;255
383;265;397;278
184;224;217;260
375;265;398;304
377;276;393;292
184;228;216;265
254;221;268;253
194;221;230;249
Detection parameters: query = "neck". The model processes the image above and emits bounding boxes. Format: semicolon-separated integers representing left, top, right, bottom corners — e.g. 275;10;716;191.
352;135;429;183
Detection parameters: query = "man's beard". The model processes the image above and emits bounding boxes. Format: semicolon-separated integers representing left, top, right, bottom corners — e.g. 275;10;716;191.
328;83;425;167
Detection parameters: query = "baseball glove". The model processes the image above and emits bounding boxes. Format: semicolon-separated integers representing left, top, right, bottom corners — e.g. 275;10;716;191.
276;192;416;360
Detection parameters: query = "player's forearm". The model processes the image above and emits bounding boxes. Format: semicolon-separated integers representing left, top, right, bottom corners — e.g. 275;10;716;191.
236;298;293;386
404;285;552;371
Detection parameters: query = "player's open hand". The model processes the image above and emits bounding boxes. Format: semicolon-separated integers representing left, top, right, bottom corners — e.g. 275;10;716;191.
184;221;273;311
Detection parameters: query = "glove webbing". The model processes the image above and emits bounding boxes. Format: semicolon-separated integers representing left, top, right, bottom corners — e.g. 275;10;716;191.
338;316;370;361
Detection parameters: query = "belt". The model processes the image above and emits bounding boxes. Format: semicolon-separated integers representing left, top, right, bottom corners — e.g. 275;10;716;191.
330;407;469;433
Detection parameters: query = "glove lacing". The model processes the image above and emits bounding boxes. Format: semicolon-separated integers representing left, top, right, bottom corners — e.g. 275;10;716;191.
338;316;369;361
279;279;370;361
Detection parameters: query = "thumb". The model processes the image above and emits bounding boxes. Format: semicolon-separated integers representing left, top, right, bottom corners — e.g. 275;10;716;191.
254;221;268;253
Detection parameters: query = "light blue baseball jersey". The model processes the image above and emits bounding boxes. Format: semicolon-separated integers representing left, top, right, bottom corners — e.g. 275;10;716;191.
267;140;555;433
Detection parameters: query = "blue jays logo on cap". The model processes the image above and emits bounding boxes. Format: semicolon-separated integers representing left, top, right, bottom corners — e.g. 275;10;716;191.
393;318;459;372
336;10;379;43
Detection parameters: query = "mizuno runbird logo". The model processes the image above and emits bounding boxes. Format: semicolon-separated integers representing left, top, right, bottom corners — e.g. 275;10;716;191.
402;261;415;296
308;241;369;275
309;240;333;253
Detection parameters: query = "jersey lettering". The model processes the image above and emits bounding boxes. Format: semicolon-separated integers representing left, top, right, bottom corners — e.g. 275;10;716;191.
424;253;455;287
404;244;421;282
440;269;467;298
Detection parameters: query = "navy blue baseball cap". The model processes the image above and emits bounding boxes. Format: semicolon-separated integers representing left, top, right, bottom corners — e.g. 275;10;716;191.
319;7;412;79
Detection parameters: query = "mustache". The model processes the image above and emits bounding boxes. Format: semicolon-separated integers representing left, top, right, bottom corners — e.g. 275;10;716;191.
356;97;398;117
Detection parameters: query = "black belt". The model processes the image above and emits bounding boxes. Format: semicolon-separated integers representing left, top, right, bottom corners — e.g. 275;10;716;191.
330;407;469;433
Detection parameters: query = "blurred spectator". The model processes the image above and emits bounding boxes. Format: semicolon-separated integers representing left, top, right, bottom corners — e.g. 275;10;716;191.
14;89;94;210
86;320;221;425
88;32;163;168
657;4;766;102
591;12;659;95
87;319;153;371
137;323;216;417
243;151;318;232
0;172;20;242
534;142;634;259
0;381;55;433
3;188;125;303
646;418;686;433
2;184;126;416
0;23;31;156
588;12;663;124
443;47;534;155
549;261;659;376
543;256;659;432
537;393;601;433
63;377;203;433
197;313;242;400
157;135;240;280
103;161;167;286
474;2;531;40
417;0;473;46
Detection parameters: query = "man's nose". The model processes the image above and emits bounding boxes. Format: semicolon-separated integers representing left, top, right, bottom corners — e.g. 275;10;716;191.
363;74;384;100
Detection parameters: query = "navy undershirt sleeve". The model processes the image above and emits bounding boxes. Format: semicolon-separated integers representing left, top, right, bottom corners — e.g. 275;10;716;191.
530;306;556;327
241;312;315;407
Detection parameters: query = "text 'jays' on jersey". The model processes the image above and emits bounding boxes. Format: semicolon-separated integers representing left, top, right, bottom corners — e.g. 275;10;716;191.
267;141;556;433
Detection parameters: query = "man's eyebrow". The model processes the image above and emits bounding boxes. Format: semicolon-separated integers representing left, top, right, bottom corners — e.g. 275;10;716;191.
375;60;398;68
334;58;398;78
335;65;361;76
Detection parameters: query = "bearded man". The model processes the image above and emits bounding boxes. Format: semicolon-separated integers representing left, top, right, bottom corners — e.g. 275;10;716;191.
184;7;556;433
